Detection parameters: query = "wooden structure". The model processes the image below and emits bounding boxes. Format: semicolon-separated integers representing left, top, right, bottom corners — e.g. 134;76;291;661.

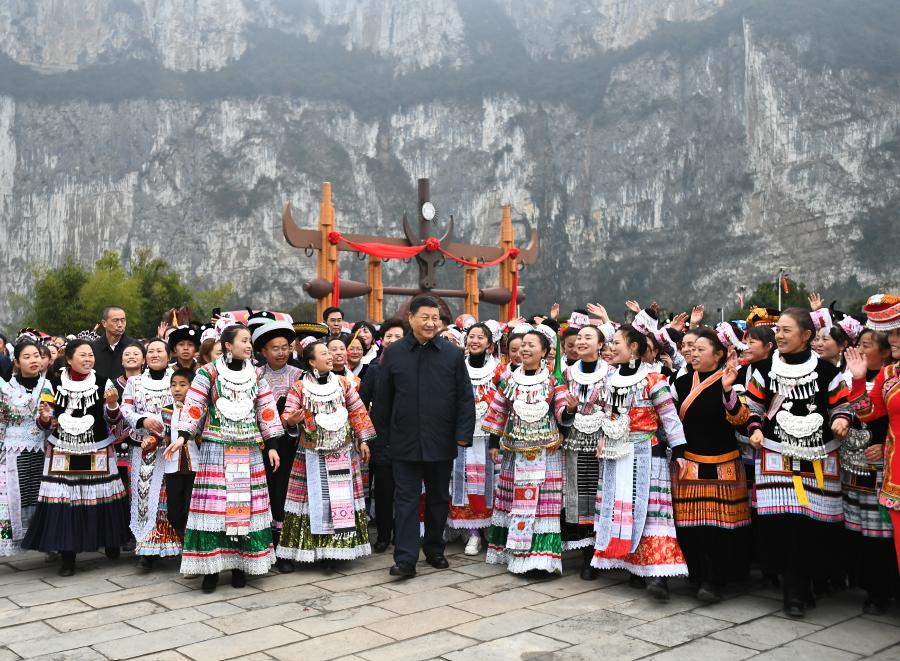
283;179;538;322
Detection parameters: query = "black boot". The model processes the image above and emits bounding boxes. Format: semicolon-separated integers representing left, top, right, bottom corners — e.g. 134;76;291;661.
59;552;76;577
105;546;121;560
647;577;670;601
231;569;247;588
629;574;646;589
136;556;155;572
579;547;598;581
201;573;219;593
275;557;295;574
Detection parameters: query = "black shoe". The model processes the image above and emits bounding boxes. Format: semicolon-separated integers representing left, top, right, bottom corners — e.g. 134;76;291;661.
629;574;646;589
201;573;219;593
864;599;888;616
274;558;295;574
105;546;121;561
58;555;76;577
696;583;722;604
647;577;670;602
424;553;449;569
389;562;416;578
784;600;805;618
580;564;598;581
231;569;246;588
322;559;338;573
373;540;390;553
136;556;155;572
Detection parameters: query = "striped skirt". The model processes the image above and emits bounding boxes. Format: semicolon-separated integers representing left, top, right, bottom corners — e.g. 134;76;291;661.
755;448;843;523
486;448;563;574
277;445;370;562
180;441;274;576
592;455;688;577
672;452;751;529
843;466;893;538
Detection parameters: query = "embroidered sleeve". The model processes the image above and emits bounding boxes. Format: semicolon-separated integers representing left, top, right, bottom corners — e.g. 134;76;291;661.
255;373;285;442
744;368;768;433
851;369;887;423
482;370;512;437
554;372;572;424
723;388;750;427
343;378;376;443
179;367;212;438
558;371;575;427
120;376;141;431
826;372;853;422
647;374;686;448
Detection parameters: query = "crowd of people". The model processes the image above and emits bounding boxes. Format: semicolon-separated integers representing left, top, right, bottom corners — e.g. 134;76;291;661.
1;290;900;621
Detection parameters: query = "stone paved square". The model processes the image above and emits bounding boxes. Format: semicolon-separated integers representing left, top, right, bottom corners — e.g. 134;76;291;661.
0;545;897;660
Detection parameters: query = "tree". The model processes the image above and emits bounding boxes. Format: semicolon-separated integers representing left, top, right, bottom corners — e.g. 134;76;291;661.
729;277;813;320
12;251;238;338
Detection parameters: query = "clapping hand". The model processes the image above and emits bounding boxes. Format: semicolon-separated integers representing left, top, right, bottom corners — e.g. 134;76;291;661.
104;388;119;408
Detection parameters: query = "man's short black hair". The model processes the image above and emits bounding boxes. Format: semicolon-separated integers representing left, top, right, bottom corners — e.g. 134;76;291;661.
409;295;440;315
101;306;125;321
323;306;344;321
171;367;195;383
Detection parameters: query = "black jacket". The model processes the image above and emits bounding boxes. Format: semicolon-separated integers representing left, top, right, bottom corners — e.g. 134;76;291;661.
91;334;134;381
359;362;390;466
372;333;475;462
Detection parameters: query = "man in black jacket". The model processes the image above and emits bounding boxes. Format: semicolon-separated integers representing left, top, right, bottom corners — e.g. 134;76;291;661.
91;306;132;380
373;296;476;577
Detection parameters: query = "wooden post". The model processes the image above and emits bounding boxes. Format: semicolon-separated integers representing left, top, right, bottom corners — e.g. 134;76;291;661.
317;182;337;320
464;258;479;319
367;257;384;322
498;205;514;321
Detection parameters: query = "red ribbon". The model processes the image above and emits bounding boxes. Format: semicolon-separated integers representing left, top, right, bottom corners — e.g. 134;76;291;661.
326;231;521;318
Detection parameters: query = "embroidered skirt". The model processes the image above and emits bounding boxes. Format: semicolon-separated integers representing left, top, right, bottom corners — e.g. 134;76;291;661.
672;451;751;529
561;448;600;550
0;448;44;556
486;448;563;574
754;448;843;523
277;445;370;562
449;434;495;530
843;465;893;538
22;445;129;553
592;450;688;577
130;446;182;556
180;441;274;575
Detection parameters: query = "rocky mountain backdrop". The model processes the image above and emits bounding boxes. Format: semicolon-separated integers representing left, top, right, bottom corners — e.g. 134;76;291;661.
1;0;899;322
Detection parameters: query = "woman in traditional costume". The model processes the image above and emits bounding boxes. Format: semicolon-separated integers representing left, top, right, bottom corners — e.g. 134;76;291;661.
168;325;284;593
590;325;689;601
22;340;130;576
0;339;49;555
671;327;751;603
484;330;567;575
121;338;180;570
276;341;374;568
448;323;500;556
746;307;852;618
845;294;900;609
559;324;611;580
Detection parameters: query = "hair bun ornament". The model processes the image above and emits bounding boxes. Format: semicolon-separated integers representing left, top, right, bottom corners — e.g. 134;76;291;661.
15;327;43;346
76;329;100;342
715;321;749;352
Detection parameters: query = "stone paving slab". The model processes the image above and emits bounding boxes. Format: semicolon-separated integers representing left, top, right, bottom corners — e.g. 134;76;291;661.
2;543;900;661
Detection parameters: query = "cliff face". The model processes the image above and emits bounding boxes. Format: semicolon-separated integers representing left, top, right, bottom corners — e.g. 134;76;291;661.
1;0;898;322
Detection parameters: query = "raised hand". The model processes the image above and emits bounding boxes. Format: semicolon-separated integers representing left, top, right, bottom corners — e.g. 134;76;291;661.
156;320;170;339
625;300;641;314
104;388;119;409
690;305;705;326
550;303;560;320
669;312;688;332
808;292;824;311
722;348;740;390
843;347;867;381
586;303;608;323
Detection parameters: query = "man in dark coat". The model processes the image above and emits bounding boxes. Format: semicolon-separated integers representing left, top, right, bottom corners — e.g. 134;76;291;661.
373;296;476;577
91;306;132;380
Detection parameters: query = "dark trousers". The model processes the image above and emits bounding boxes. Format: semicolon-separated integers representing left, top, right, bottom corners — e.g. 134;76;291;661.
677;525;744;589
265;435;297;528
165;472;195;535
393;459;452;566
759;514;839;606
371;463;395;544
